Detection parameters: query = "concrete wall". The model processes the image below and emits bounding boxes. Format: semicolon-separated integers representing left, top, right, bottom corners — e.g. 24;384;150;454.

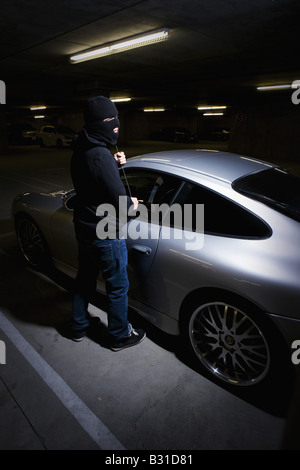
229;93;300;163
120;107;231;142
46;107;232;143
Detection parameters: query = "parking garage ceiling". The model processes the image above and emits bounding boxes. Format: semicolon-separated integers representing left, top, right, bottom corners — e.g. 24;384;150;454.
1;0;299;110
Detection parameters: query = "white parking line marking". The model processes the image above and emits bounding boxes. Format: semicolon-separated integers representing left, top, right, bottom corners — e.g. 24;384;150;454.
0;311;125;450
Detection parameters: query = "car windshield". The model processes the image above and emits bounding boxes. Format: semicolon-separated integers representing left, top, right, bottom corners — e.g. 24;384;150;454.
233;168;300;222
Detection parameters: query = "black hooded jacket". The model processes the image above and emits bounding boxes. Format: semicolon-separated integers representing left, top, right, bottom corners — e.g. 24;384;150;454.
71;128;132;240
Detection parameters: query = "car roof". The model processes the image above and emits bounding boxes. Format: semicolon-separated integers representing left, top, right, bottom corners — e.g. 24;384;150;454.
128;150;277;183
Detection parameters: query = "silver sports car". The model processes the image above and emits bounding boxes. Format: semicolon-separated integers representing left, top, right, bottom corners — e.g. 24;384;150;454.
12;150;300;387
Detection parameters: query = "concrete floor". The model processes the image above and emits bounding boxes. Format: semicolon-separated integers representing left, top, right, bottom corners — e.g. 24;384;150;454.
0;143;299;451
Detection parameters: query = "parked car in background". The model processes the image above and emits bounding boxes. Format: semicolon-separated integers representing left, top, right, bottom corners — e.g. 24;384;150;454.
211;128;230;141
150;126;197;143
7;122;38;144
38;125;75;148
12;150;300;389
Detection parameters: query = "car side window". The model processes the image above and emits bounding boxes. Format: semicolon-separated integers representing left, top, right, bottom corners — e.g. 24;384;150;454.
175;181;271;239
120;168;182;207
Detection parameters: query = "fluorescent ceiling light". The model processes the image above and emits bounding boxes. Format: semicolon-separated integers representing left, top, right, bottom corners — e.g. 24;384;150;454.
30;106;46;110
198;106;227;110
143;107;165;112
203;113;224;116
111;97;132;103
257;84;292;91
34;115;45;119
70;28;170;64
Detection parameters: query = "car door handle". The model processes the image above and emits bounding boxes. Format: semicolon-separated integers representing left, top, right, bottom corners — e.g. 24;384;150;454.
132;245;152;255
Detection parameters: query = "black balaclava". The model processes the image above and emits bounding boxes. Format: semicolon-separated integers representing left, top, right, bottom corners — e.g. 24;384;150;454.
83;96;120;146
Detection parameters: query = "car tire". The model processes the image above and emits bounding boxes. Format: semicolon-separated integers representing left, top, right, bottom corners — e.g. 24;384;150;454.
56;139;63;148
181;292;289;387
15;215;51;270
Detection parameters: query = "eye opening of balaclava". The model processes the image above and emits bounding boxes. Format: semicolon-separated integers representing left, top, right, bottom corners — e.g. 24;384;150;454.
83;96;120;146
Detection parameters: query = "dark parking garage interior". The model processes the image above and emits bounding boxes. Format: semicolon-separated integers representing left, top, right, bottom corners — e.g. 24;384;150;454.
1;0;300;453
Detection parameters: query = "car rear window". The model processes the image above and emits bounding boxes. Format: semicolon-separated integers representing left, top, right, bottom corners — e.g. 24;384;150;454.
232;168;300;222
175;182;270;238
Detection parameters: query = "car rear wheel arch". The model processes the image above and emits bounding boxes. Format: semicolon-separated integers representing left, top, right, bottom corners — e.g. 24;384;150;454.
179;287;290;387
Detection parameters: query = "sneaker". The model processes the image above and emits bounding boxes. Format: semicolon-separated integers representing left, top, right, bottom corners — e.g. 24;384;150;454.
71;329;87;342
110;327;146;351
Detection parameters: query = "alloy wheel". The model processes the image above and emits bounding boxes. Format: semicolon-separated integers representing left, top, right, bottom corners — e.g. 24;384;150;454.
17;217;46;267
189;301;270;386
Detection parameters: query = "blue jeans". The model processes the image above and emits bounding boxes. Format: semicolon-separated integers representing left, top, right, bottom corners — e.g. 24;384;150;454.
71;238;130;340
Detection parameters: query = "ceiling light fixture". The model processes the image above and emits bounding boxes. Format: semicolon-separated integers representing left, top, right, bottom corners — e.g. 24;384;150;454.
34;115;45;119
198;106;227;110
69;28;170;64
143;107;165;112
111;97;132;103
203;113;224;116
30;106;46;110
257;84;293;91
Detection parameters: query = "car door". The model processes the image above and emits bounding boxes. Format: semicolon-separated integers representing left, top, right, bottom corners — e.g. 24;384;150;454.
47;127;56;146
120;168;183;291
40;126;51;146
50;171;183;294
49;181;164;293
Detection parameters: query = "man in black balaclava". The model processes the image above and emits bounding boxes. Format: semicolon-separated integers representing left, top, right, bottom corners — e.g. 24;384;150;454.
70;96;146;351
